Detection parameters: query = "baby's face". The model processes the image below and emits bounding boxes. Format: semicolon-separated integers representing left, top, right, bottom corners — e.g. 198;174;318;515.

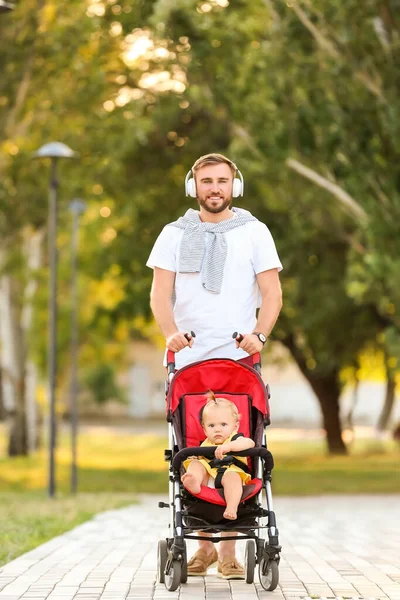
202;406;238;445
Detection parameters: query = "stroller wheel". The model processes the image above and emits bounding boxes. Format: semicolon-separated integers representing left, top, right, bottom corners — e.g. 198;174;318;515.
157;540;168;583
245;540;256;584
165;559;182;592
259;558;279;591
180;541;188;584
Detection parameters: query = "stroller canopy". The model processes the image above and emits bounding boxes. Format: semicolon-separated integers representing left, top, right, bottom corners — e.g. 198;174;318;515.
167;358;270;417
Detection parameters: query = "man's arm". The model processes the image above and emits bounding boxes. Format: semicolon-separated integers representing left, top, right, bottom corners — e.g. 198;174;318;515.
237;268;282;355
150;267;193;351
254;267;283;336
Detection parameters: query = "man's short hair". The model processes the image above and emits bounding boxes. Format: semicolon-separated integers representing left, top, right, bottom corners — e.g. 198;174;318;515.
192;153;237;177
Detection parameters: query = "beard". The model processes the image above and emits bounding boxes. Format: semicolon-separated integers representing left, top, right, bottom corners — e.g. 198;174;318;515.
197;195;232;214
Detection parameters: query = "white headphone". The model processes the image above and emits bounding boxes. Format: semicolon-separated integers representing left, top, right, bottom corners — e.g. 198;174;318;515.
185;164;244;198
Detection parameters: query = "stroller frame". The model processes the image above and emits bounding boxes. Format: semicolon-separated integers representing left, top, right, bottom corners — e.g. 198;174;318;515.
157;351;281;592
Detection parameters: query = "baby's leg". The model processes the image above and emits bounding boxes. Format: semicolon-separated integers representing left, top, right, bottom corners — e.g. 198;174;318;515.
182;460;208;494
221;471;243;520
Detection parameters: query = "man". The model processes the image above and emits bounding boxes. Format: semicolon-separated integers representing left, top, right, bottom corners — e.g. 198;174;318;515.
147;153;282;579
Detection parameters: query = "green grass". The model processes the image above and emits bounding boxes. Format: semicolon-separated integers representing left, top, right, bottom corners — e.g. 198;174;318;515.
268;437;400;495
0;491;136;567
0;426;399;567
0;429;398;497
0;428;168;494
0;428;165;567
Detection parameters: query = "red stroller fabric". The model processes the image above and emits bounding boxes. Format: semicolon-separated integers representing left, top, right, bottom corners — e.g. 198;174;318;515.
167;358;270;417
180;393;252;447
167;358;270;508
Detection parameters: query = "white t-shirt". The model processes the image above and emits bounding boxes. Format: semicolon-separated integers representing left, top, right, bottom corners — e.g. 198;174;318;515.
146;218;283;369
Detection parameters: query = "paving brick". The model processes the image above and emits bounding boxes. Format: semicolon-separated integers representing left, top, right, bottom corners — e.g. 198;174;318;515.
0;495;399;599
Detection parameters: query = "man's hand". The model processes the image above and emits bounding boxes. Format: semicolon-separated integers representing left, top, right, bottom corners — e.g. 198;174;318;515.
235;333;263;355
214;442;232;459
166;331;194;352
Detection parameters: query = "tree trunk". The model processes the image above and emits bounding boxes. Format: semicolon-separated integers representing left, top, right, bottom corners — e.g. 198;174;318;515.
8;384;27;457
306;374;347;454
0;369;4;420
376;367;396;433
0;265;28;456
343;374;359;431
281;335;348;454
0;231;43;456
22;228;44;453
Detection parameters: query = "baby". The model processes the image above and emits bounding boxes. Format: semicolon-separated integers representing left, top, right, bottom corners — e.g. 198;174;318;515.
182;392;255;520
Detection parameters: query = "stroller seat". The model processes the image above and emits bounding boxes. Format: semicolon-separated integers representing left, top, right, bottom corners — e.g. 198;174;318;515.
178;391;265;507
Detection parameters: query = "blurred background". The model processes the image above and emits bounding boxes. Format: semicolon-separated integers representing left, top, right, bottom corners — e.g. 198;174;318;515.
0;0;399;565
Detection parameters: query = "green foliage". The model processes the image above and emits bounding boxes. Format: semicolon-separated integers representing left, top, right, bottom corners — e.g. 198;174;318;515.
113;0;399;390
82;363;126;405
1;0;399;450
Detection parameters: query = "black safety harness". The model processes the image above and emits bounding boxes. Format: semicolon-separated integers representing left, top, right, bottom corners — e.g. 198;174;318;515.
207;433;251;489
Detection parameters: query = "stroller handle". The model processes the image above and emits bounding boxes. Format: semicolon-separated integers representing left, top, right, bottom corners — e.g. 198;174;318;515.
166;332;262;374
166;331;196;375
172;445;274;472
232;332;261;372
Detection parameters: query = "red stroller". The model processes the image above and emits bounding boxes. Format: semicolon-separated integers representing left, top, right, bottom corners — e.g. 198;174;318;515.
157;345;281;592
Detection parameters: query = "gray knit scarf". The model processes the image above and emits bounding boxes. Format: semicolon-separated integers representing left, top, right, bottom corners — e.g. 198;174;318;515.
169;207;257;294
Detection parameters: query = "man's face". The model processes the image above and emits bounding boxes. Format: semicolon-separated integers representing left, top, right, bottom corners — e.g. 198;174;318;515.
195;163;234;214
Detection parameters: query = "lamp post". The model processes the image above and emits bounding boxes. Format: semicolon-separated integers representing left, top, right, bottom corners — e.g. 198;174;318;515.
69;198;86;494
33;142;77;497
0;0;15;12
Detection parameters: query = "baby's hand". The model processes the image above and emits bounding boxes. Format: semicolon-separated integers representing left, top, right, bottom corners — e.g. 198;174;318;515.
214;443;231;459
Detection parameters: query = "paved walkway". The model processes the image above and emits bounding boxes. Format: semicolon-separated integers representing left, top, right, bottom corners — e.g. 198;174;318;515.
0;495;399;600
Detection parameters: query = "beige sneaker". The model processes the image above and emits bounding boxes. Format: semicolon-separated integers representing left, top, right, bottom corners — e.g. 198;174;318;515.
187;547;218;576
217;555;245;580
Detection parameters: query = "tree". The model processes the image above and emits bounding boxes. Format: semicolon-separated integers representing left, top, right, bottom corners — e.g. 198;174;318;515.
105;0;398;452
0;0;140;453
1;0;398;456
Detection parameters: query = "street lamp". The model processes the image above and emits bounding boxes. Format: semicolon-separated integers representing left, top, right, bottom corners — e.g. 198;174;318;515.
33;142;77;497
69;198;86;494
0;0;14;12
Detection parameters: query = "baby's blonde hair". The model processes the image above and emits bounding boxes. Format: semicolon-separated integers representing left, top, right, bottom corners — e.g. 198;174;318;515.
201;390;240;424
